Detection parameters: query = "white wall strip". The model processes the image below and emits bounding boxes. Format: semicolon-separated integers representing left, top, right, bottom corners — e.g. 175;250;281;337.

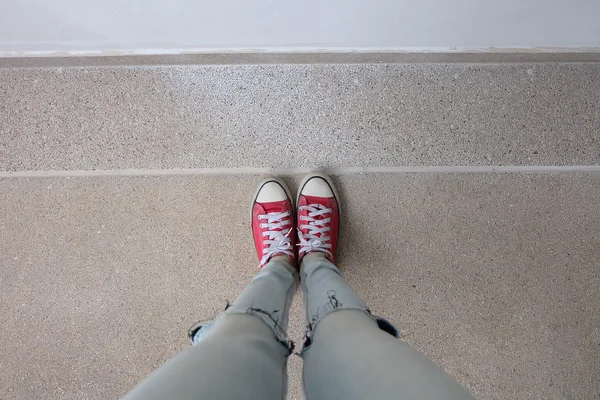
1;166;600;178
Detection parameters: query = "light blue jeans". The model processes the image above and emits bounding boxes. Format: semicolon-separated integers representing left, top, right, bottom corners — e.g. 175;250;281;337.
125;253;474;399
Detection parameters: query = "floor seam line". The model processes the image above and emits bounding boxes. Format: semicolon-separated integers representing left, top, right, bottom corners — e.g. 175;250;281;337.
2;165;600;178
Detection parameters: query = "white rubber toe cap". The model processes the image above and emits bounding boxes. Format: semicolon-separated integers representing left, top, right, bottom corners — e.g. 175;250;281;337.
301;177;334;197
256;181;288;202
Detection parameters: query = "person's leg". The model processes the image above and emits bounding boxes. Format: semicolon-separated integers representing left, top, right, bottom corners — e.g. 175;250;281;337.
125;257;297;400
300;254;473;400
125;178;298;400
296;173;473;400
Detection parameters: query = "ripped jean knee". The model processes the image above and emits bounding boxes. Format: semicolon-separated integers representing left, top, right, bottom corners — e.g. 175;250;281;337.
187;302;295;354
301;308;399;353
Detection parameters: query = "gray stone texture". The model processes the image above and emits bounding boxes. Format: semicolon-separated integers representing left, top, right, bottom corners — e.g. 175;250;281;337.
1;63;600;171
1;174;599;399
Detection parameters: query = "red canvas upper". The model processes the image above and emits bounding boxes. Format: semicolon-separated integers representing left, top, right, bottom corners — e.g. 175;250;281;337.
297;193;340;263
252;199;295;268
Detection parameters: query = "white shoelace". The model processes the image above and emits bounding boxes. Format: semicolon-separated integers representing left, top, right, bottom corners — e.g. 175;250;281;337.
297;204;333;258
258;210;293;266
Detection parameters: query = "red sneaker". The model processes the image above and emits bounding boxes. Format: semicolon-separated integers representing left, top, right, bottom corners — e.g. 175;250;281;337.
252;178;296;268
296;173;340;263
